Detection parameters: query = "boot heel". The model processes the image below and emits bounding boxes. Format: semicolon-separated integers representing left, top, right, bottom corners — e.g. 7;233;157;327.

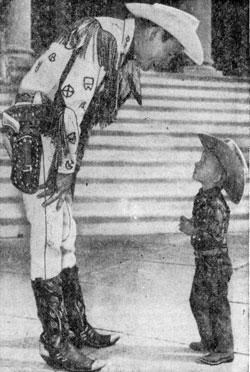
40;354;62;370
39;341;62;370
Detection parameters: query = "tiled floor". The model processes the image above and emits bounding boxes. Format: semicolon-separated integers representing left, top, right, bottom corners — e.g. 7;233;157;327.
0;233;248;372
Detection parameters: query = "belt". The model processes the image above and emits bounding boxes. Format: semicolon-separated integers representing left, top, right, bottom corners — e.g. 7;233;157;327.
194;247;228;258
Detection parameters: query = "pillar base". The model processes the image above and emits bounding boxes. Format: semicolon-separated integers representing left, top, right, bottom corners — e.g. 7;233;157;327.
184;63;224;78
0;46;34;84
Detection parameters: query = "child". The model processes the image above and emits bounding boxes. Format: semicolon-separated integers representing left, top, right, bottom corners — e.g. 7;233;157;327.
179;133;247;366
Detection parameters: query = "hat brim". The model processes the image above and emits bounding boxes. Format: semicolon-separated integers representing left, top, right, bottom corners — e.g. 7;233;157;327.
198;133;246;204
125;3;204;65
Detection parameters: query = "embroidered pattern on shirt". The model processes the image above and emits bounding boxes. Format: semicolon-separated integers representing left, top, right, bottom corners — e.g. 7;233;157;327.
67;132;76;144
83;77;94;91
79;101;87;110
65;160;74;170
35;61;43;72
62;84;75;98
49;53;56;62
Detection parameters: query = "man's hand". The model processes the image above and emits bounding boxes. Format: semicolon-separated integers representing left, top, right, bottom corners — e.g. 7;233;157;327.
37;172;74;210
179;215;194;236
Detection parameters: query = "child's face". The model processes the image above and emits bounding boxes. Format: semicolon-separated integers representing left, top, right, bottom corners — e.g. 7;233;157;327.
193;151;222;188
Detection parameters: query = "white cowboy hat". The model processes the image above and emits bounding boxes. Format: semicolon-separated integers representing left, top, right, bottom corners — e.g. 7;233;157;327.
198;133;248;204
125;2;204;65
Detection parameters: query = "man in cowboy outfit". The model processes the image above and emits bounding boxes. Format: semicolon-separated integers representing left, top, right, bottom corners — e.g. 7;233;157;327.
179;133;247;365
2;3;203;372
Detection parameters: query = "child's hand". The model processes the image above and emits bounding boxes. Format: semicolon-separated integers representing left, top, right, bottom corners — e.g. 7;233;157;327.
179;216;194;236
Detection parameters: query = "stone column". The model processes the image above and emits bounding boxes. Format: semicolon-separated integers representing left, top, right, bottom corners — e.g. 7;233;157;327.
180;0;222;76
4;0;34;82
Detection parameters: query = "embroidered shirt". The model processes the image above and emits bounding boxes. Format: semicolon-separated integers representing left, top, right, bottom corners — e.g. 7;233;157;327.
191;187;230;252
17;17;141;175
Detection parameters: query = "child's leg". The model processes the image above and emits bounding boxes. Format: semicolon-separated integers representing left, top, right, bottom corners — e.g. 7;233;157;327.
189;258;216;350
198;255;234;365
211;295;234;352
210;255;234;353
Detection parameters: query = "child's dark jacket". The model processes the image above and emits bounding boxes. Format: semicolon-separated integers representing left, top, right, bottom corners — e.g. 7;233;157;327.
191;187;230;254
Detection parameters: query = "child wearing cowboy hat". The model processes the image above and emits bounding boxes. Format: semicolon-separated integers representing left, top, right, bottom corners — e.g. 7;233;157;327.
179;133;247;365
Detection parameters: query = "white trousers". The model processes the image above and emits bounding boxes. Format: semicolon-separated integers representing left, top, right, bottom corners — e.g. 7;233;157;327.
22;137;77;280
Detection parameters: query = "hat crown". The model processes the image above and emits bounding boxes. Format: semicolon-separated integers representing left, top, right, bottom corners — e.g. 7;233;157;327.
153;3;200;30
224;139;248;173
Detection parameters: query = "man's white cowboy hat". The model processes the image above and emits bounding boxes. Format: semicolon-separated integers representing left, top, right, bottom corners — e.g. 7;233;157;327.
198;133;248;204
125;3;204;65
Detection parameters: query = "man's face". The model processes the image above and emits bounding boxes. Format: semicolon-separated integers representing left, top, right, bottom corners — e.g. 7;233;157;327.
193;151;222;186
135;27;183;71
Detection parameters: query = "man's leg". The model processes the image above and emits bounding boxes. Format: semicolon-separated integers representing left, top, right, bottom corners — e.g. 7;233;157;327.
23;191;64;280
22;135;66;280
61;200;77;271
23;137;104;371
60;202;119;348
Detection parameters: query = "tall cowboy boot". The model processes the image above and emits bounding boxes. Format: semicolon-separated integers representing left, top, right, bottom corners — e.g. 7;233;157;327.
61;265;120;348
31;275;105;372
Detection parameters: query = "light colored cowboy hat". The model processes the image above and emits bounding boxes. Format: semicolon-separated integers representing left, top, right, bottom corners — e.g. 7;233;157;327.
198;133;248;204
125;2;204;65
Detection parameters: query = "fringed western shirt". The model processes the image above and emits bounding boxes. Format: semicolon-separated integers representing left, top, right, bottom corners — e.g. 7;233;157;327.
18;17;141;181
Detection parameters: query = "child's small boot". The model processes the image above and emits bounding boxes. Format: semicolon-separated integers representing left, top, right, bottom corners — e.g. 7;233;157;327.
198;351;234;365
61;265;120;349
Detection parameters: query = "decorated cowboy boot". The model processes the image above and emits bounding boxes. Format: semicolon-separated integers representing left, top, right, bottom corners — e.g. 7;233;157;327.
31;275;104;372
61;265;120;348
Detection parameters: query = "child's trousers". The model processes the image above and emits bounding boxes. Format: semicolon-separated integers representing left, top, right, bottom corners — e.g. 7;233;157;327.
189;254;234;352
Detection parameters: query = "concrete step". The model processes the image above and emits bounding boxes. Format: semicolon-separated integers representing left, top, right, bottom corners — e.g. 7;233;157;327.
0;165;195;179
0;146;248;165
130;99;249;111
94;121;249;133
141;86;249;100
0;181;249;202
142;71;250;88
1;198;248;219
118;108;249;124
0;218;248;238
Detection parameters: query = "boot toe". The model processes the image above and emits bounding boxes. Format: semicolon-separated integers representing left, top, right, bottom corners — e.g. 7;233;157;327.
110;335;120;345
78;324;120;348
91;360;106;371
